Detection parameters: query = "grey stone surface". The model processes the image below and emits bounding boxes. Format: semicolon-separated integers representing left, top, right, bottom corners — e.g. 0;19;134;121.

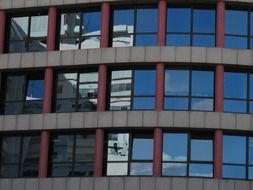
98;111;113;128
191;47;207;63
130;47;145;62
235;180;250;190
12;0;25;7
190;111;205;128
17;114;30;130
34;52;47;67
8;53;21;68
48;51;60;67
145;47;161;62
24;0;37;7
112;111;128;127
237;50;252;65
109;177;124;190
222;48;237;65
12;179;25;190
158;111;174;127
21;52;34;68
175;47;191;63
3;115;17;131
188;178;203;190
116;47;130;63
88;48;101;64
124;177;140;190
140;177;155;190
101;48;116;63
84;112;98;128
52;178;66;190
70;112;85;129
161;46;176;62
57;113;71;129
94;178;109;190
80;178;93;190
0;54;8;69
0;179;12;190
127;111;143;127
143;111;158;127
174;111;189;128
206;48;222;64
203;179;219;190
26;179;39;190
236;114;251;130
74;49;88;65
219;179;235;190
171;177;187;190
155;178;171;190
31;114;44;130
221;113;236;129
43;113;57;129
205;112;221;129
61;50;74;66
66;178;80;190
39;178;52;190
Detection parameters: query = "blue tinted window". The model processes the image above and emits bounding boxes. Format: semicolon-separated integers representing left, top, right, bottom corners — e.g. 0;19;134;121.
249;167;253;179
251;12;253;36
136;9;157;32
191;98;213;111
224;100;247;113
249;74;253;99
189;164;213;177
225;10;248;35
251;38;253;49
193;9;215;33
164;98;188;110
166;34;190;46
163;163;187;176
113;9;134;32
135;34;157;46
167;8;191;32
82;12;101;33
223;165;246;179
134;70;155;96
192;35;215;47
224;72;247;99
26;80;44;100
225;36;247;49
249;137;253;165
132;138;153;160
191;139;213;161
132;98;154;110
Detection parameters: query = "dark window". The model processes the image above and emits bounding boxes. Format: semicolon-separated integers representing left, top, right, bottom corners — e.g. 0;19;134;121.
49;133;95;177
225;9;253;49
166;7;215;47
106;132;153;176
164;69;214;111
0;135;40;178
109;68;155;110
58;10;101;50
111;7;157;47
2;73;44;115
8;13;48;53
55;71;98;113
162;132;213;177
222;135;253;179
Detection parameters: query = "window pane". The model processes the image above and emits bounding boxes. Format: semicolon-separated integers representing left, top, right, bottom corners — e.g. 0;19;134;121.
60;13;80;37
192;35;215;47
223;165;246;179
22;136;40;164
26;79;44;100
251;12;253;36
134;70;155;96
167;8;191;32
1;137;21;163
22;162;38;177
82;12;101;34
28;39;47;52
74;162;93;176
132;98;155;110
10;17;29;40
52;135;74;162
250;101;253;113
110;97;131;111
165;70;189;96
192;71;214;97
5;75;26;101
251;38;253;49
224;100;247;113
107;163;128;176
249;137;253;165
193;9;215;33
107;133;129;161
77;99;97;111
163;133;187;161
249;74;253;99
75;134;95;162
136;9;157;32
249;167;253;179
191;139;213;161
79;72;98;98
9;41;27;53
225;10;248;35
59;38;79;50
164;97;189;110
51;163;72;177
55;99;76;112
225;36;247;49
166;34;190;46
189;164;213;177
111;70;132;97
224;72;247;99
57;73;77;98
113;9;134;34
80;35;100;49
135;34;157;46
30;15;48;37
223;135;246;164
191;98;213;111
4;102;23;114
162;163;187;176
1;164;19;178
130;163;152;176
132;138;153;160
112;34;134;47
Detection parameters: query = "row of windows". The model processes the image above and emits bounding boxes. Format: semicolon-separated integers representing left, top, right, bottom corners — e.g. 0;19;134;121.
2;67;253;114
5;6;253;53
0;131;252;179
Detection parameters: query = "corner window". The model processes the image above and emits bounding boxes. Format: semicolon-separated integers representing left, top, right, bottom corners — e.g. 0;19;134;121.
164;69;214;111
58;10;101;50
166;7;215;47
0;135;40;178
162;132;213;177
8;14;48;53
2;72;44;115
109;68;155;110
106;132;153;176
55;70;98;113
49;133;95;177
111;7;157;47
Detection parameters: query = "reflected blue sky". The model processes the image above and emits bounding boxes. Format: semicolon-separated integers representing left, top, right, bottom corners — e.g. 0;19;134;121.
167;8;191;32
192;71;214;97
82;12;101;33
132;138;153;160
191;139;213;161
225;10;248;35
136;9;157;33
223;165;246;179
113;9;134;29
134;70;155;96
26;80;44;99
193;9;215;33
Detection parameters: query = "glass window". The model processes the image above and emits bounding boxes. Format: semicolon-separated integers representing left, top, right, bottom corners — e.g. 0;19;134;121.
0;135;40;178
164;69;214;111
55;71;98;113
59;11;101;50
2;73;44;115
109;68;155;110
49;133;95;177
166;8;215;47
9;14;48;53
112;8;157;47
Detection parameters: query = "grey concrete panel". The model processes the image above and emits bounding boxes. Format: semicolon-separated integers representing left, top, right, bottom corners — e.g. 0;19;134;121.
12;0;25;8
203;179;219;190
80;178;94;190
38;0;50;6
48;51;61;67
30;114;44;130
206;48;222;64
130;47;145;62
145;47;161;62
115;47;130;63
155;178;171;190
43;113;57;129
188;178;203;190
191;47;207;63
88;49;101;64
127;111;143;127
109;177;124;190
34;52;48;67
17;114;30;130
174;111;189;128
21;52;34;68
161;46;176;62
26;179;39;190
0;179;12;190
61;50;74;66
112;111;128;127
236;114;251;130
140;177;155;190
101;48;116;64
0;54;8;69
98;112;113;128
70;112;85;129
52;178;66;190
57;113;71;129
84;112;98;128
66;178;80;190
0;116;4;131
237;50;252;65
12;179;25;190
222;48;237;65
219;179;235;190
74;49;88;65
190;111;205;128
171;177;187;190
205;112;221;129
124;177;140;190
3;115;17;131
8;53;21;69
143;111;158;127
94;178;109;190
39;178;52;190
50;0;64;5
221;113;236;130
24;0;37;7
235;180;250;190
158;111;174;127
175;47;191;63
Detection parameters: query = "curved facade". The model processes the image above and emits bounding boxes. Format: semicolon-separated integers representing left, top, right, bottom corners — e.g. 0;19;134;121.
0;0;252;190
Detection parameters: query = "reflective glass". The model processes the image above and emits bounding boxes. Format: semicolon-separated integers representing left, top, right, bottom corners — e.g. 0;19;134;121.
193;9;215;33
164;98;188;110
130;163;152;176
189;164;213;177
162;163;187;176
10;17;29;40
79;72;98;98
136;9;157;32
163;133;187;161
57;73;77;98
60;13;80;37
74;163;93;176
113;9;134;33
1;137;21;163
107;133;129;161
0;164;19;177
111;70;132;97
28;39;47;52
51;163;72;177
167;8;191;32
30;16;48;37
21;162;38;177
225;10;247;35
249;74;253;99
250;101;253;113
192;71;214;97
224;72;247;99
251;38;253;49
223;135;246;164
112;35;134;47
225;36;247;49
107;163;128;176
224;100;247;113
82;12;101;34
166;34;190;46
23;100;43;114
251;12;253;36
134;70;155;96
52;135;74;162
77;99;97;111
249;167;253;179
9;41;26;53
56;99;76;112
132;98;155;110
165;70;189;96
5;75;26;101
132;138;153;160
223;165;246;179
110;97;131;111
22;136;40;164
4;102;23;114
26;79;44;100
191;139;213;161
249;137;253;164
75;134;95;162
135;34;157;46
59;38;79;50
192;35;215;47
80;36;100;49
191;98;213;111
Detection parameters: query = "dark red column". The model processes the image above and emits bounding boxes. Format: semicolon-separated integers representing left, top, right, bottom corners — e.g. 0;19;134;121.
94;128;104;176
43;68;53;113
153;128;163;176
100;2;110;48
47;7;57;51
157;0;166;46
214;130;223;179
39;131;49;177
0;10;6;53
216;0;225;48
215;65;224;112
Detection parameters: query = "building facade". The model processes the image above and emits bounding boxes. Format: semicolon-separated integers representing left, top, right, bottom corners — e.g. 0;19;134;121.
0;0;252;189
